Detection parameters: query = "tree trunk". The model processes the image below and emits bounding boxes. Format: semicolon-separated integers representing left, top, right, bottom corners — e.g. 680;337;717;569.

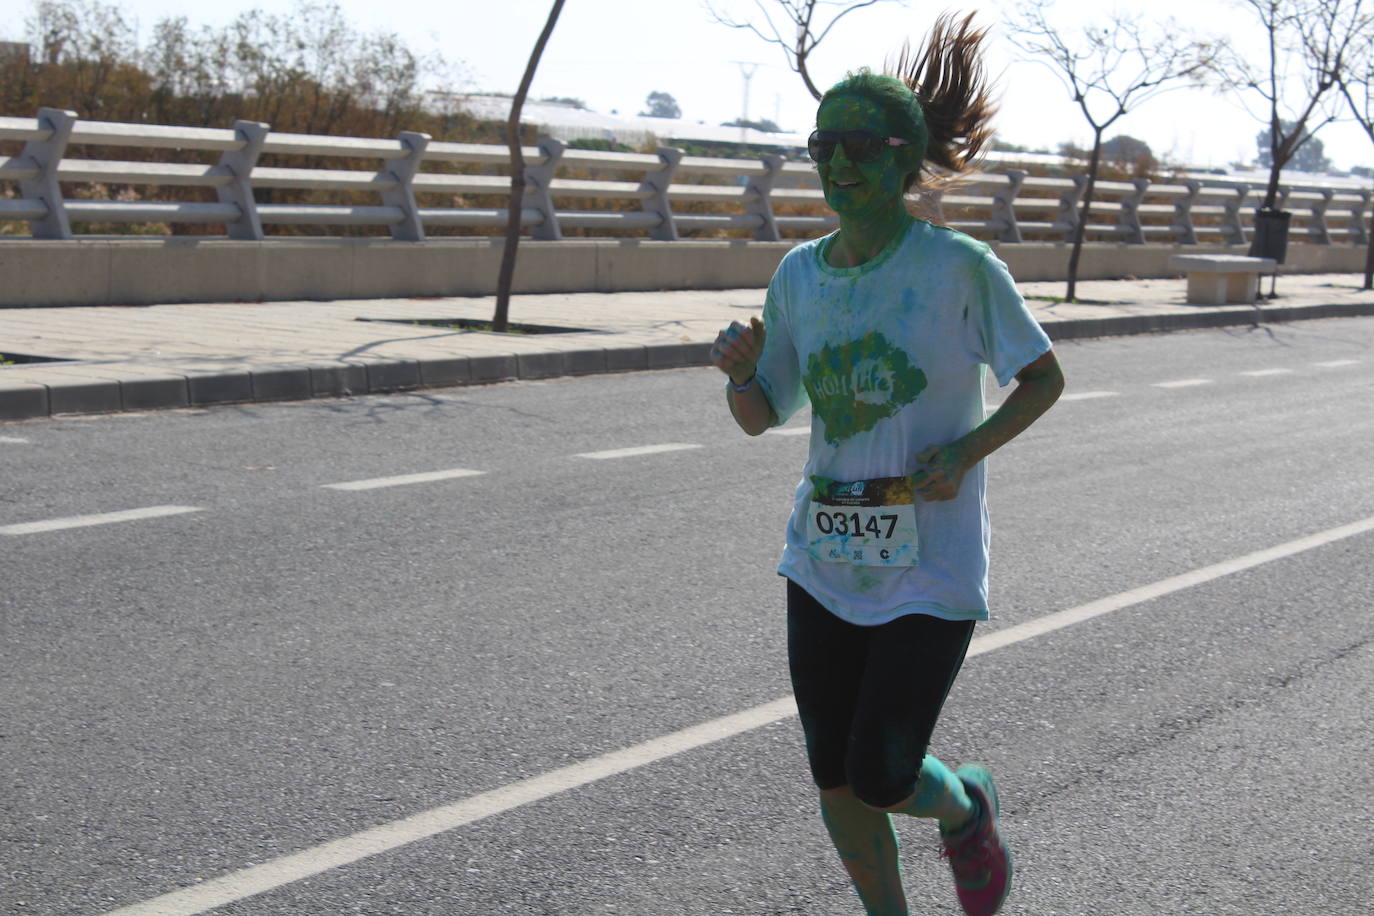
1065;130;1105;304
492;0;566;334
1262;117;1284;211
797;51;822;101
1364;222;1373;291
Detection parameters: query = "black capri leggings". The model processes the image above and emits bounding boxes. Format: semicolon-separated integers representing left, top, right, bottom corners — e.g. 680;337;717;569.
787;578;975;809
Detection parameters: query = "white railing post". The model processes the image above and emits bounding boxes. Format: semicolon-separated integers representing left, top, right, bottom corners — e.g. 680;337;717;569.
1351;190;1371;245
382;130;429;241
1308;187;1333;245
19;107;77;240
1116;177;1149;244
1220;184;1248;245
991;169;1024;242
1055;175;1086;241
640;146;681;241
526;137;564;241
217;120;268;240
746;153;783;241
1171;180;1200;245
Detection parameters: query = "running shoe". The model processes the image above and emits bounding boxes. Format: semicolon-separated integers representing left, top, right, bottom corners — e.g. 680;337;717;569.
939;763;1012;916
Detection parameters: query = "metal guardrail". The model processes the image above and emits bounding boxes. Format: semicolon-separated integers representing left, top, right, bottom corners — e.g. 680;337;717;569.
1;107;1370;246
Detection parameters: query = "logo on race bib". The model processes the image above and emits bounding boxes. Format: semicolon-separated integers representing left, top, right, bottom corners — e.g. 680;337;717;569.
804;331;927;444
807;474;920;567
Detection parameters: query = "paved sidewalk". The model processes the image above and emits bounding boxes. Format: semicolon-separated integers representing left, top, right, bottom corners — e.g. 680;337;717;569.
2;273;1373;420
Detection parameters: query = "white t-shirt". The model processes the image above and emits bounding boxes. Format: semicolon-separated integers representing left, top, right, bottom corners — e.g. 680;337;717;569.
753;219;1051;626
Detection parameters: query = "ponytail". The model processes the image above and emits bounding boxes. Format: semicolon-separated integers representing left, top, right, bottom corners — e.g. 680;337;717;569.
889;12;997;189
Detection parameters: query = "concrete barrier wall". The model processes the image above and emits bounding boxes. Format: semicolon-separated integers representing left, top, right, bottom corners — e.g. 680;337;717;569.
0;237;1367;307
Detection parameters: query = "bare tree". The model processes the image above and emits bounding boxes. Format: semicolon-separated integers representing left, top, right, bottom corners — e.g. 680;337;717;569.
26;0;140;117
1006;0;1214;303
1337;31;1374;288
492;0;566;334
703;0;906;101
1215;0;1370;210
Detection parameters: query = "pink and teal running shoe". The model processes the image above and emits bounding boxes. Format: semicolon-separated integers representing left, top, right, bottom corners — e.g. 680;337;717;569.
939;763;1013;916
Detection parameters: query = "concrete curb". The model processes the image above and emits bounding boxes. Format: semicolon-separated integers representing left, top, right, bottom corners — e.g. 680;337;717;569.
1043;300;1374;341
3;301;1372;422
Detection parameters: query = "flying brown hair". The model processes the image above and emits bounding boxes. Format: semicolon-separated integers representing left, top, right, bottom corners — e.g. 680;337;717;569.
889;11;998;189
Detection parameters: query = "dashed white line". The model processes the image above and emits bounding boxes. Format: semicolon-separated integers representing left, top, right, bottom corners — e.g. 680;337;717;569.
1314;359;1360;368
574;443;702;460
0;505;203;536
0;435;30;444
322;469;485;491
102;513;1374;916
766;426;810;437
1239;368;1294;377
1059;390;1120;402
1152;378;1214;389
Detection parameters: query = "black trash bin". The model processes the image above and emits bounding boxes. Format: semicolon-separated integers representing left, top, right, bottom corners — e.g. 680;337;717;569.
1249;207;1291;263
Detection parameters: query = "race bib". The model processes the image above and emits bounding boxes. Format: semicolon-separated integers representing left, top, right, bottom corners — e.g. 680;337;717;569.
807;475;918;567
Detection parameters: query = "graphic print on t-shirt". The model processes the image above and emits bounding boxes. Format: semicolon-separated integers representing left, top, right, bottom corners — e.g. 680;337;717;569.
803;330;927;445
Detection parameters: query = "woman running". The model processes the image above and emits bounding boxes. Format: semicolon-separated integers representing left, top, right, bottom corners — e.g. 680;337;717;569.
709;13;1063;916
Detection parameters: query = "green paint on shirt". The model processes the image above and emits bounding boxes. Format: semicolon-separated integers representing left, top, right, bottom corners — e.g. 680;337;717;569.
803;330;927;445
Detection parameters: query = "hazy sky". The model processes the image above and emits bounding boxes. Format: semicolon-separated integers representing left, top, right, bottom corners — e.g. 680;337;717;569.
7;0;1372;171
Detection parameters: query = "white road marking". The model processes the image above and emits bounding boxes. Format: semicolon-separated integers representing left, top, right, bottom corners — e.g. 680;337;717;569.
322;469;485;491
1314;359;1360;368
1152;378;1213;389
971;514;1374;655
104;513;1374;916
766;427;810;437
0;435;30;444
1239;368;1293;377
1059;390;1120;402
0;505;203;536
574;443;702;460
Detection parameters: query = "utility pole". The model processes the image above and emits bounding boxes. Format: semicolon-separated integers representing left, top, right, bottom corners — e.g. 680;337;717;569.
734;61;760;129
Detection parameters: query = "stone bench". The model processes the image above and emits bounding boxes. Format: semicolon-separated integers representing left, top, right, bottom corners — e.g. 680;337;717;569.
1170;254;1277;305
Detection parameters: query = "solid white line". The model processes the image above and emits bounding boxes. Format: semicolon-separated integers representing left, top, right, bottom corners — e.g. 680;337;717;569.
1059;390;1120;402
104;513;1374;915
1239;368;1293;377
1152;378;1213;389
0;435;30;444
766;427;810;437
1314;359;1360;368
573;443;702;460
970;514;1374;655
0;505;203;536
322;469;485;491
107;697;796;916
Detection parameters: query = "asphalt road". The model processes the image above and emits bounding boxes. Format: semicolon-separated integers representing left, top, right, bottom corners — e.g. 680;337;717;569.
2;317;1373;915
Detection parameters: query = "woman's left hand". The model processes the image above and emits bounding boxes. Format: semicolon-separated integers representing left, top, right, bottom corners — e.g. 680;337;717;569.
911;444;969;502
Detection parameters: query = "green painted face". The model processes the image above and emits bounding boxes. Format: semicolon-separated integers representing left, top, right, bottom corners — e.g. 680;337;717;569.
815;94;908;221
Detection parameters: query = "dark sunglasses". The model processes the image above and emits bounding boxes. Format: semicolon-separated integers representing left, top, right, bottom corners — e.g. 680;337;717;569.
807;129;910;163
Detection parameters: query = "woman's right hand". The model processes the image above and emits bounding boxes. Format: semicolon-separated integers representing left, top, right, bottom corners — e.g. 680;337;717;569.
710;316;766;386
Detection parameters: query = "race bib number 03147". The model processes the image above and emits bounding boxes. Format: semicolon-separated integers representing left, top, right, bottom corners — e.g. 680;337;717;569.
807;475;918;567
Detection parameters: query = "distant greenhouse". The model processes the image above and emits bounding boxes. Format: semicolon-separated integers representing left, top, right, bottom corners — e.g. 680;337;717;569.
430;93;1085;170
430;93;809;153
